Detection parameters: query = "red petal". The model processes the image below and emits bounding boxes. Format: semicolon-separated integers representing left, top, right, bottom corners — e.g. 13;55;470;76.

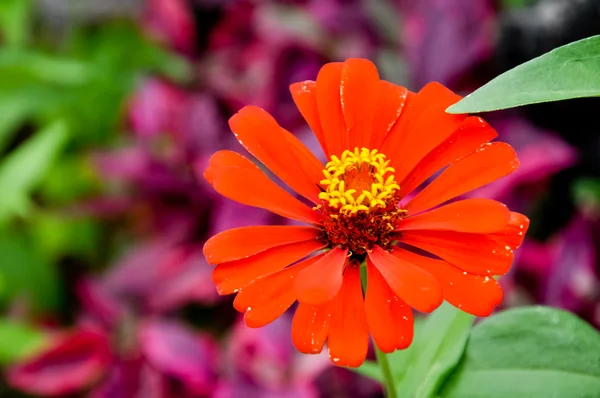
228;106;323;203
405;142;519;214
295;247;348;305
397;199;510;233
233;254;324;328
489;212;530;249
399;230;514;275
205;150;320;224
290;80;328;156
367;246;442;313
327;266;369;367
340;58;380;149
212;240;326;295
399;116;498;197
292;301;334;354
316;62;346;157
371;81;409;148
393;249;504;317
381;82;465;183
8;329;111;396
203;150;250;185
203;226;320;264
365;264;414;353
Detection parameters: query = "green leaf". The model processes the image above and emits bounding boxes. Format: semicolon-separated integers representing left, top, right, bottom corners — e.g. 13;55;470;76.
439;306;600;398
573;178;600;208
0;50;91;87
501;0;534;9
0;93;36;151
0;0;31;47
0;86;65;152
447;35;600;114
0;319;48;365
0;120;68;223
397;303;474;398
69;21;191;83
31;212;102;261
0;232;62;312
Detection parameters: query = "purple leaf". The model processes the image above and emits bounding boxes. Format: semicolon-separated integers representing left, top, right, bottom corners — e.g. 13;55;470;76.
105;242;219;311
90;358;173;398
8;328;112;396
139;319;218;395
76;279;124;329
128;78;187;140
143;0;197;56
545;216;598;311
468;117;577;204
208;198;275;235
149;246;220;311
220;315;329;395
129;78;223;154
398;0;495;88
104;240;175;300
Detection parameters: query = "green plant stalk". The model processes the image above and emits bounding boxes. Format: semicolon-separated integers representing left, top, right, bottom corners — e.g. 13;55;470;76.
360;264;398;398
375;345;398;398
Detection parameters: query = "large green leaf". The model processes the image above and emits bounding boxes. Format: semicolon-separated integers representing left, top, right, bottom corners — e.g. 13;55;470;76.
0;319;47;365
439;306;600;398
0;120;68;223
447;35;600;114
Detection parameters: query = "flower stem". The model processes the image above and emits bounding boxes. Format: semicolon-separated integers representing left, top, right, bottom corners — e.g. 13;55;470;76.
375;346;398;398
360;264;397;398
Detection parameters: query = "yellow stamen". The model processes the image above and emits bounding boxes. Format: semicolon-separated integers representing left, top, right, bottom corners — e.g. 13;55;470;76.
318;147;400;214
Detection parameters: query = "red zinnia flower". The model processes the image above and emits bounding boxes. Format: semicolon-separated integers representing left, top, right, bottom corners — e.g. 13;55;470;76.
203;58;529;367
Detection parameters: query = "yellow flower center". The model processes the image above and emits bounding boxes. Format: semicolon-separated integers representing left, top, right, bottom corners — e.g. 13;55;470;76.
318;148;400;214
315;148;406;256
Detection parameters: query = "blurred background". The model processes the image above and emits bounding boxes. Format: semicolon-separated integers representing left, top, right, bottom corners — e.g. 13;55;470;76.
0;0;598;396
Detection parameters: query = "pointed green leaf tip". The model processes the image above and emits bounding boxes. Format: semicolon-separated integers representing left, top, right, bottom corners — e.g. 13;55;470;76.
446;35;600;114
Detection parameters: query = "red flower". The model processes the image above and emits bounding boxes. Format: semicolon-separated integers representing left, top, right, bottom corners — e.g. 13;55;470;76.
203;58;529;367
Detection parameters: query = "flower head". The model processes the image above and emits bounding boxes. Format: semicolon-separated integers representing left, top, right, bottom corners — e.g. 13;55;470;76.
203;58;529;367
